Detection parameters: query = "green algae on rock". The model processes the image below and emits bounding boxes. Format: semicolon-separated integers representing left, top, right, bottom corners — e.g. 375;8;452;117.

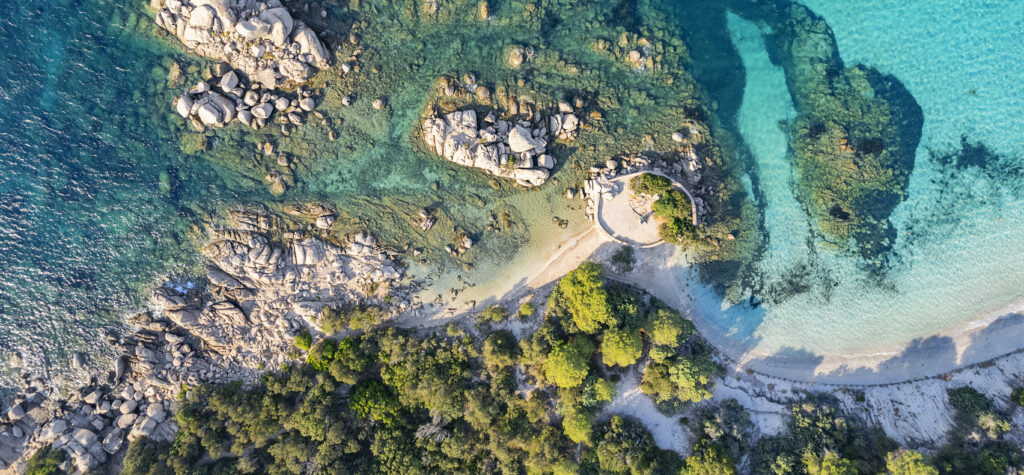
731;0;922;263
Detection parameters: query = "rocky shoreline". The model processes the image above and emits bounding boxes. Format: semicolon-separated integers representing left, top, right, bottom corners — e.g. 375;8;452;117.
0;212;407;473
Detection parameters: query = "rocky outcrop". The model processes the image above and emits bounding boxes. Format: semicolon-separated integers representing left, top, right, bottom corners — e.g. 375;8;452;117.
0;334;181;473
420;107;580;187
153;0;330;88
0;213;406;473
174;66;321;131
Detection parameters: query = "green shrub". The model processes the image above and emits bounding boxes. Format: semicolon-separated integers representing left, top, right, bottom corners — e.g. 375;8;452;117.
1011;387;1024;406
648;307;695;347
350;381;400;426
517;302;536;318
479;305;510;323
641;352;721;405
682;443;736;475
320;305;385;333
307;339;337;371
328;336;375;385
600;328;642;367
557;262;614;333
25;445;66;475
610;245;635;273
629;173;673;195
543;337;595;388
885;450;938;475
562;411;595;444
482;330;519;370
294;331;312;351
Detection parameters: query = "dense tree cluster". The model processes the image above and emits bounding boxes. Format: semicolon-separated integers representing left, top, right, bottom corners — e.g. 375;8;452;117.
750;397;896;474
933;386;1020;474
317;306;385;334
117;263;1024;474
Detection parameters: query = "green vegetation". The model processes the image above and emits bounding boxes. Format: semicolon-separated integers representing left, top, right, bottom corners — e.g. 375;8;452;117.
118;269;1024;475
682;443;737;475
600;328;642;367
479;304;511;323
518;302;536;318
934;386;1020;474
306;338;337;371
122;437;172;475
562;411;595;444
610;245;635;273
885;450;938;475
293;331;312;351
121;324;681;474
630;172;674;196
543;337;595;388
482;329;519;370
649;307;695;347
556;261;614;333
25;444;65;475
318;305;385;334
1012;387;1024;406
630;173;704;249
750;397;896;474
594;416;682;473
640;351;721;405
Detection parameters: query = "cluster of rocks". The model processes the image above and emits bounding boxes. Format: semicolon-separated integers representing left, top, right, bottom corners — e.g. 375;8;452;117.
0;372;177;473
420;105;580;187
174;65;323;133
417;208;436;231
443;235;474;256
0;212;408;472
198;213;406;334
153;0;330;88
0;310;207;473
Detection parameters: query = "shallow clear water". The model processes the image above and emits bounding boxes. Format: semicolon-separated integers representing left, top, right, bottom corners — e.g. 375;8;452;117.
681;1;1024;366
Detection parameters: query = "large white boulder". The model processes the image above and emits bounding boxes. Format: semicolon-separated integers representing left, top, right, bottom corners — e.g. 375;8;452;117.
259;7;294;46
175;95;193;118
508;125;544;153
293;26;329;67
513;168;549;187
251;102;274;119
218;70;238;92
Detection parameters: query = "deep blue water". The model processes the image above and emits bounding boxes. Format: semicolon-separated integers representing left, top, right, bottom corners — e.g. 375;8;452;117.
0;0;262;385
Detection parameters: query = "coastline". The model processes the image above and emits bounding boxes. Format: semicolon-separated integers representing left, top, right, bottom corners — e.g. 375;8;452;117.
444;195;1024;386
617;244;1024;385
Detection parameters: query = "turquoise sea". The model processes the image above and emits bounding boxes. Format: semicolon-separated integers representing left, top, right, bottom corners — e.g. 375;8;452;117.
674;0;1024;378
1;0;1022;386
